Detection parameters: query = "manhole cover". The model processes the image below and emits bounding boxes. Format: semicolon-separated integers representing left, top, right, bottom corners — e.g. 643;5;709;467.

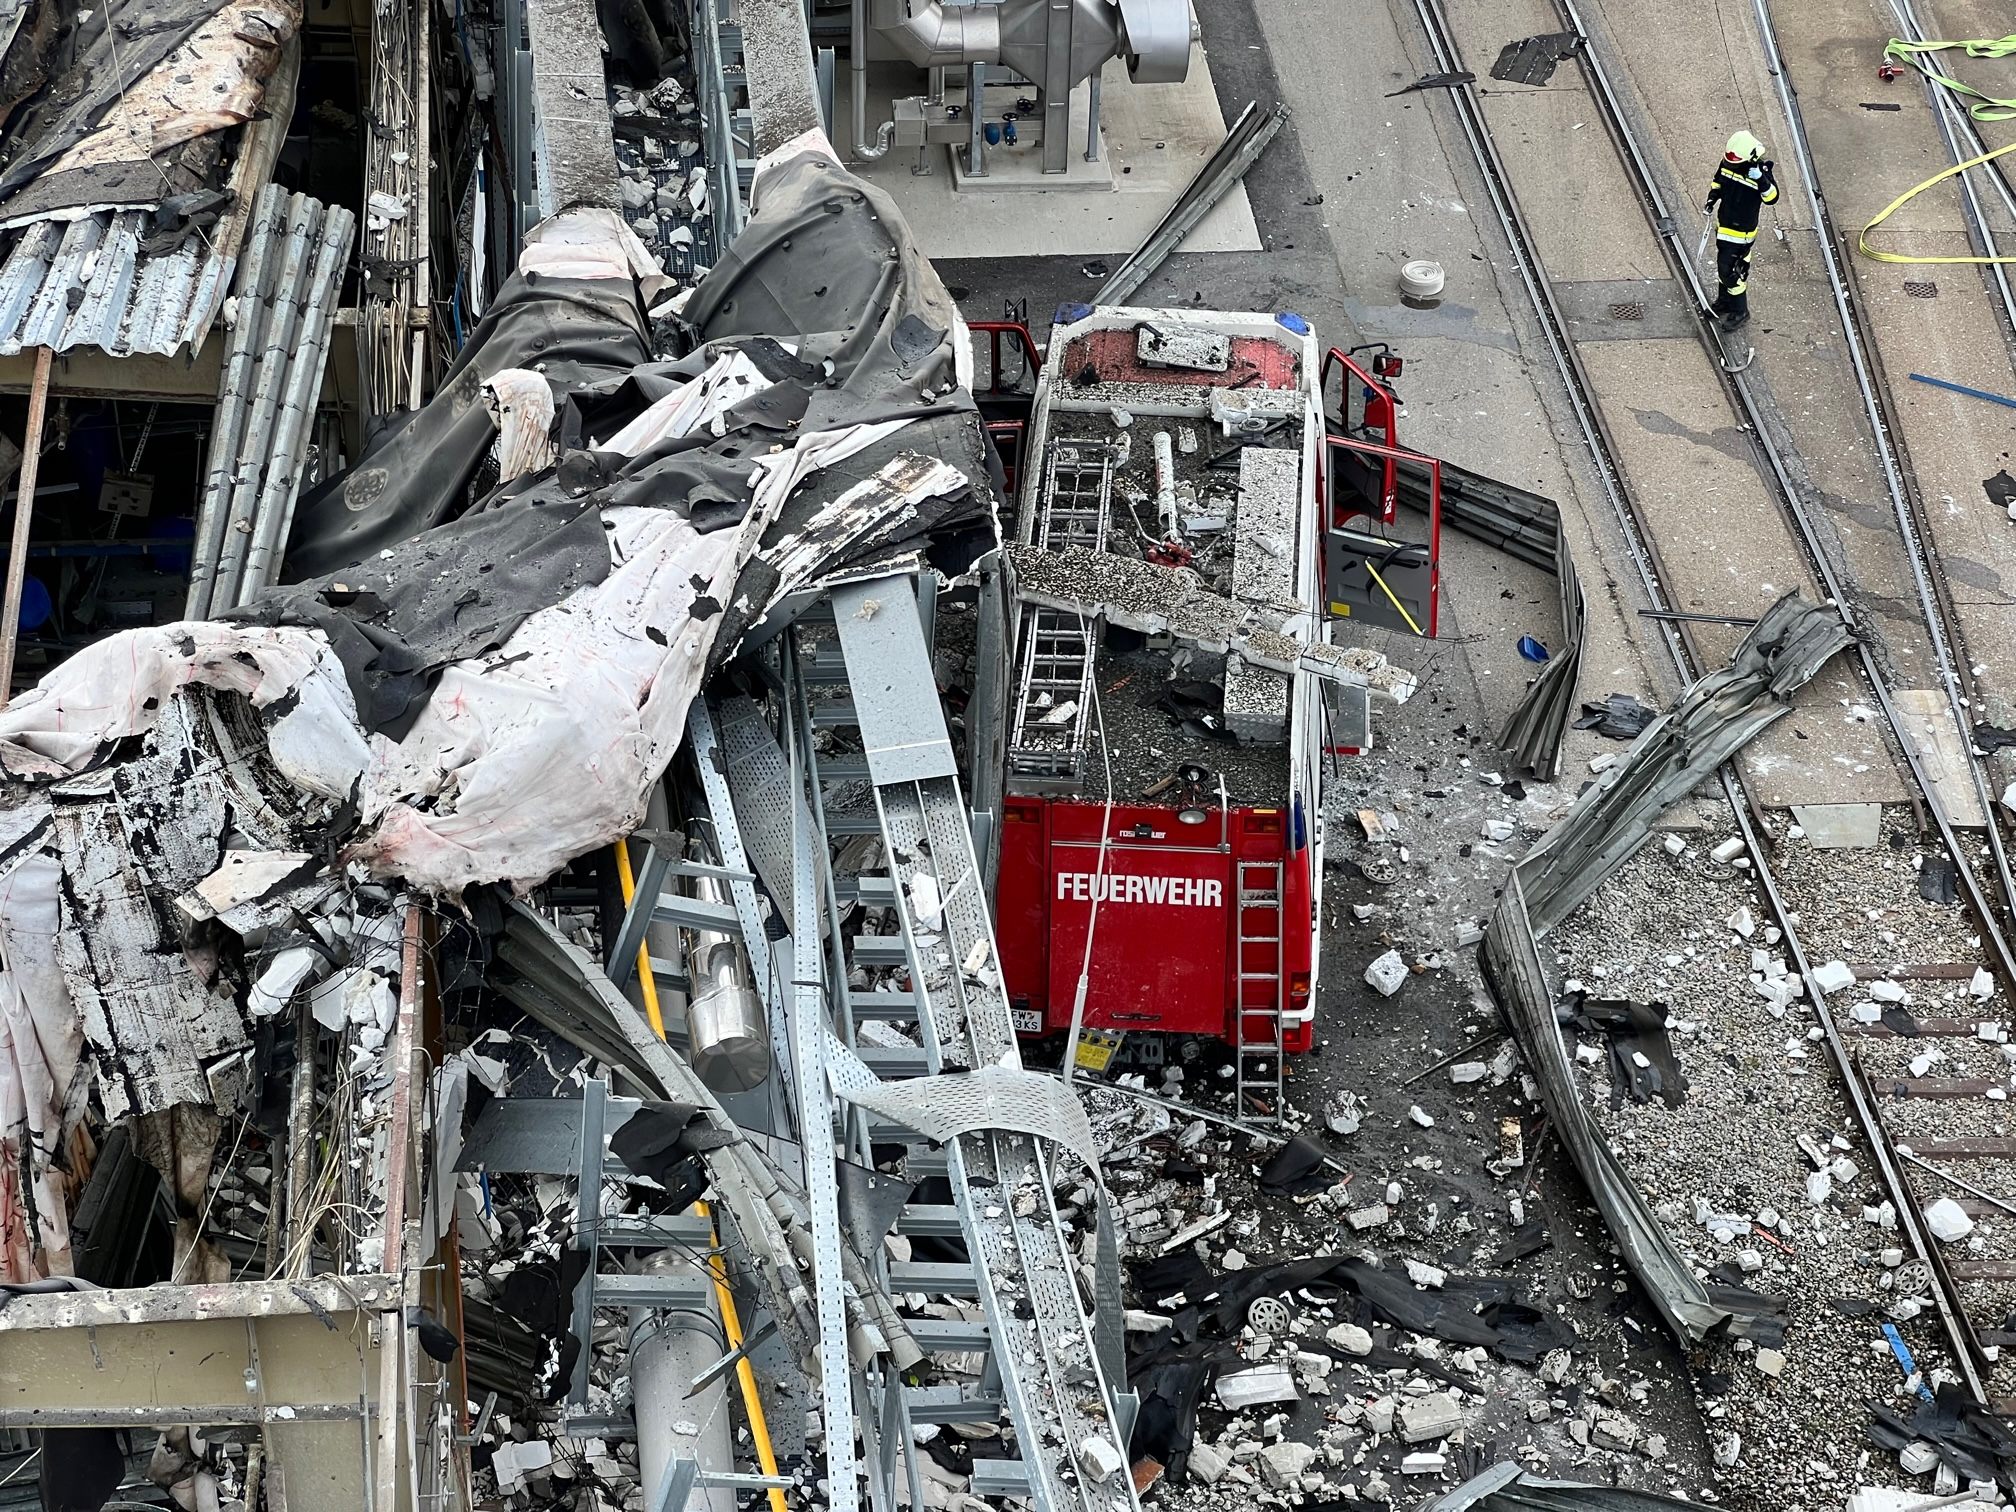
1892;1258;1933;1300
1247;1296;1293;1334
1608;301;1645;321
1904;280;1938;299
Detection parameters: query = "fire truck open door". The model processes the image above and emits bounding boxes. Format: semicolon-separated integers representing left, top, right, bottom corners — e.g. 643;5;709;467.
1320;345;1403;525
1322;435;1441;638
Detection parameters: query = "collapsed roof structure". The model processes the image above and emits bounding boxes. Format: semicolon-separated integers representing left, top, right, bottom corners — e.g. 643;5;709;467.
0;0;1450;1501
0;106;1174;1505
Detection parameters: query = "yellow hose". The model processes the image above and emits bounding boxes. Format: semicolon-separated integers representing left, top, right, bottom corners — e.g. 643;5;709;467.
1862;37;2016;264
1363;558;1426;636
611;842;788;1512
697;1200;790;1512
611;841;668;1041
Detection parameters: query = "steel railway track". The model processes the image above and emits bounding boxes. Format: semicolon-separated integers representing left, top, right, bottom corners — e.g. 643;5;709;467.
1407;0;2016;1405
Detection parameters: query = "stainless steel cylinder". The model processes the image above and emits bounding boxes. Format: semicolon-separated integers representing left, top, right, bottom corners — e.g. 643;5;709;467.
684;870;771;1092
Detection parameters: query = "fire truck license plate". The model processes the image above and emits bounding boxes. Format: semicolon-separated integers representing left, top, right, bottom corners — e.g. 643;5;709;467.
1011;1009;1043;1034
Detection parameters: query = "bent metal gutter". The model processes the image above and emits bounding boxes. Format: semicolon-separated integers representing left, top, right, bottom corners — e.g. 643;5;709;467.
1479;593;1852;1345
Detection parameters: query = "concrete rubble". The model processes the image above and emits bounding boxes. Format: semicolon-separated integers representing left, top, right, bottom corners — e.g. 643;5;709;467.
2;0;2012;1508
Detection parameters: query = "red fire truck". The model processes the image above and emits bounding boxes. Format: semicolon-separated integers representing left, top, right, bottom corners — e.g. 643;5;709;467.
984;304;1436;1112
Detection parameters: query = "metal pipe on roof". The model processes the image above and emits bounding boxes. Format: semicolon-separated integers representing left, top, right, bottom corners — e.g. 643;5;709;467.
0;344;54;698
187;184;287;619
848;0;897;161
238;203;355;601
209;193;321;611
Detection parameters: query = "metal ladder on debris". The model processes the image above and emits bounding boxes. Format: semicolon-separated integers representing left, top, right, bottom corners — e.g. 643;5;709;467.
1008;447;1117;789
780;577;1139;1512
564;1078;793;1509
1234;860;1286;1119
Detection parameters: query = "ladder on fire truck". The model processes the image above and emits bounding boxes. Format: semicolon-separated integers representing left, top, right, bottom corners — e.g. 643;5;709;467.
1007;446;1114;788
1234;859;1286;1118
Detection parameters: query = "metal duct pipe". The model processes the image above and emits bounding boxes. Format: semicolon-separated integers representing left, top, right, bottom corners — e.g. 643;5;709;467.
1153;429;1178;540
629;1251;736;1512
851;0;1187;158
684;868;771;1093
238;203;356;602
850;0;897;160
210;193;321;611
187;185;287;618
869;0;1002;68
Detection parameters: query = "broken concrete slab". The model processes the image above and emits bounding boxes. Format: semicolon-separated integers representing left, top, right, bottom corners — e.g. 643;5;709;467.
1790;802;1883;848
1366;950;1409;996
1259;1441;1317;1487
1187;1443;1230;1484
1216;1364;1301;1409
1398;1393;1462;1443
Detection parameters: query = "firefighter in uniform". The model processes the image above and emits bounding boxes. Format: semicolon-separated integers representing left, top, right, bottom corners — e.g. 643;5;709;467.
1704;129;1778;331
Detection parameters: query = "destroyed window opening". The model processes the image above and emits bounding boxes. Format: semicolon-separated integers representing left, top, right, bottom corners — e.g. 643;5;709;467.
172;1107;255;1282
274;1018;392;1278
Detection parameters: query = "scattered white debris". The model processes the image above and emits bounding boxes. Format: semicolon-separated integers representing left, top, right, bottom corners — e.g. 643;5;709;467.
1662;834;1687;856
1365;950;1409;997
1810;960;1857;995
1325;1090;1365;1135
1078;1435;1125;1483
492;1440;555;1495
1727;906;1756;938
1482;818;1516;843
1711;837;1747;862
1216;1364;1301;1409
1972;967;1996;1001
1754;1347;1786;1378
1450;1061;1488;1084
1408;1104;1435;1127
1925;1197;1974;1242
1403;1259;1447;1289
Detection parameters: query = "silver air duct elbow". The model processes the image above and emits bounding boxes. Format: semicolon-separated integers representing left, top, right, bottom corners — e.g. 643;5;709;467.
994;0;1190;95
871;0;1003;68
851;0;1191;161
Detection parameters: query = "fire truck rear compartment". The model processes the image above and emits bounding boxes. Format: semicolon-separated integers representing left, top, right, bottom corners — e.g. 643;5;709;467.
1007;407;1306;809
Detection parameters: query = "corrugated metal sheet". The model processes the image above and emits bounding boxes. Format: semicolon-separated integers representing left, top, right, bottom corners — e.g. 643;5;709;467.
1479;593;1851;1348
0;210;235;358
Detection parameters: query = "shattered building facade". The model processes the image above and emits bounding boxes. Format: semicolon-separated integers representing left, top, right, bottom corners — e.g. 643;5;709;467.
13;0;2002;1509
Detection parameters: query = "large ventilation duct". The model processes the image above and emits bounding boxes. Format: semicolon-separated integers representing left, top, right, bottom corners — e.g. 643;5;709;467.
852;0;1191;161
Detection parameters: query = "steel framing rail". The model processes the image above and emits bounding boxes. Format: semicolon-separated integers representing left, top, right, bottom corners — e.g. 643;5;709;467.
1405;0;1991;1397
1742;0;2016;950
1092;101;1288;307
774;580;1138;1512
